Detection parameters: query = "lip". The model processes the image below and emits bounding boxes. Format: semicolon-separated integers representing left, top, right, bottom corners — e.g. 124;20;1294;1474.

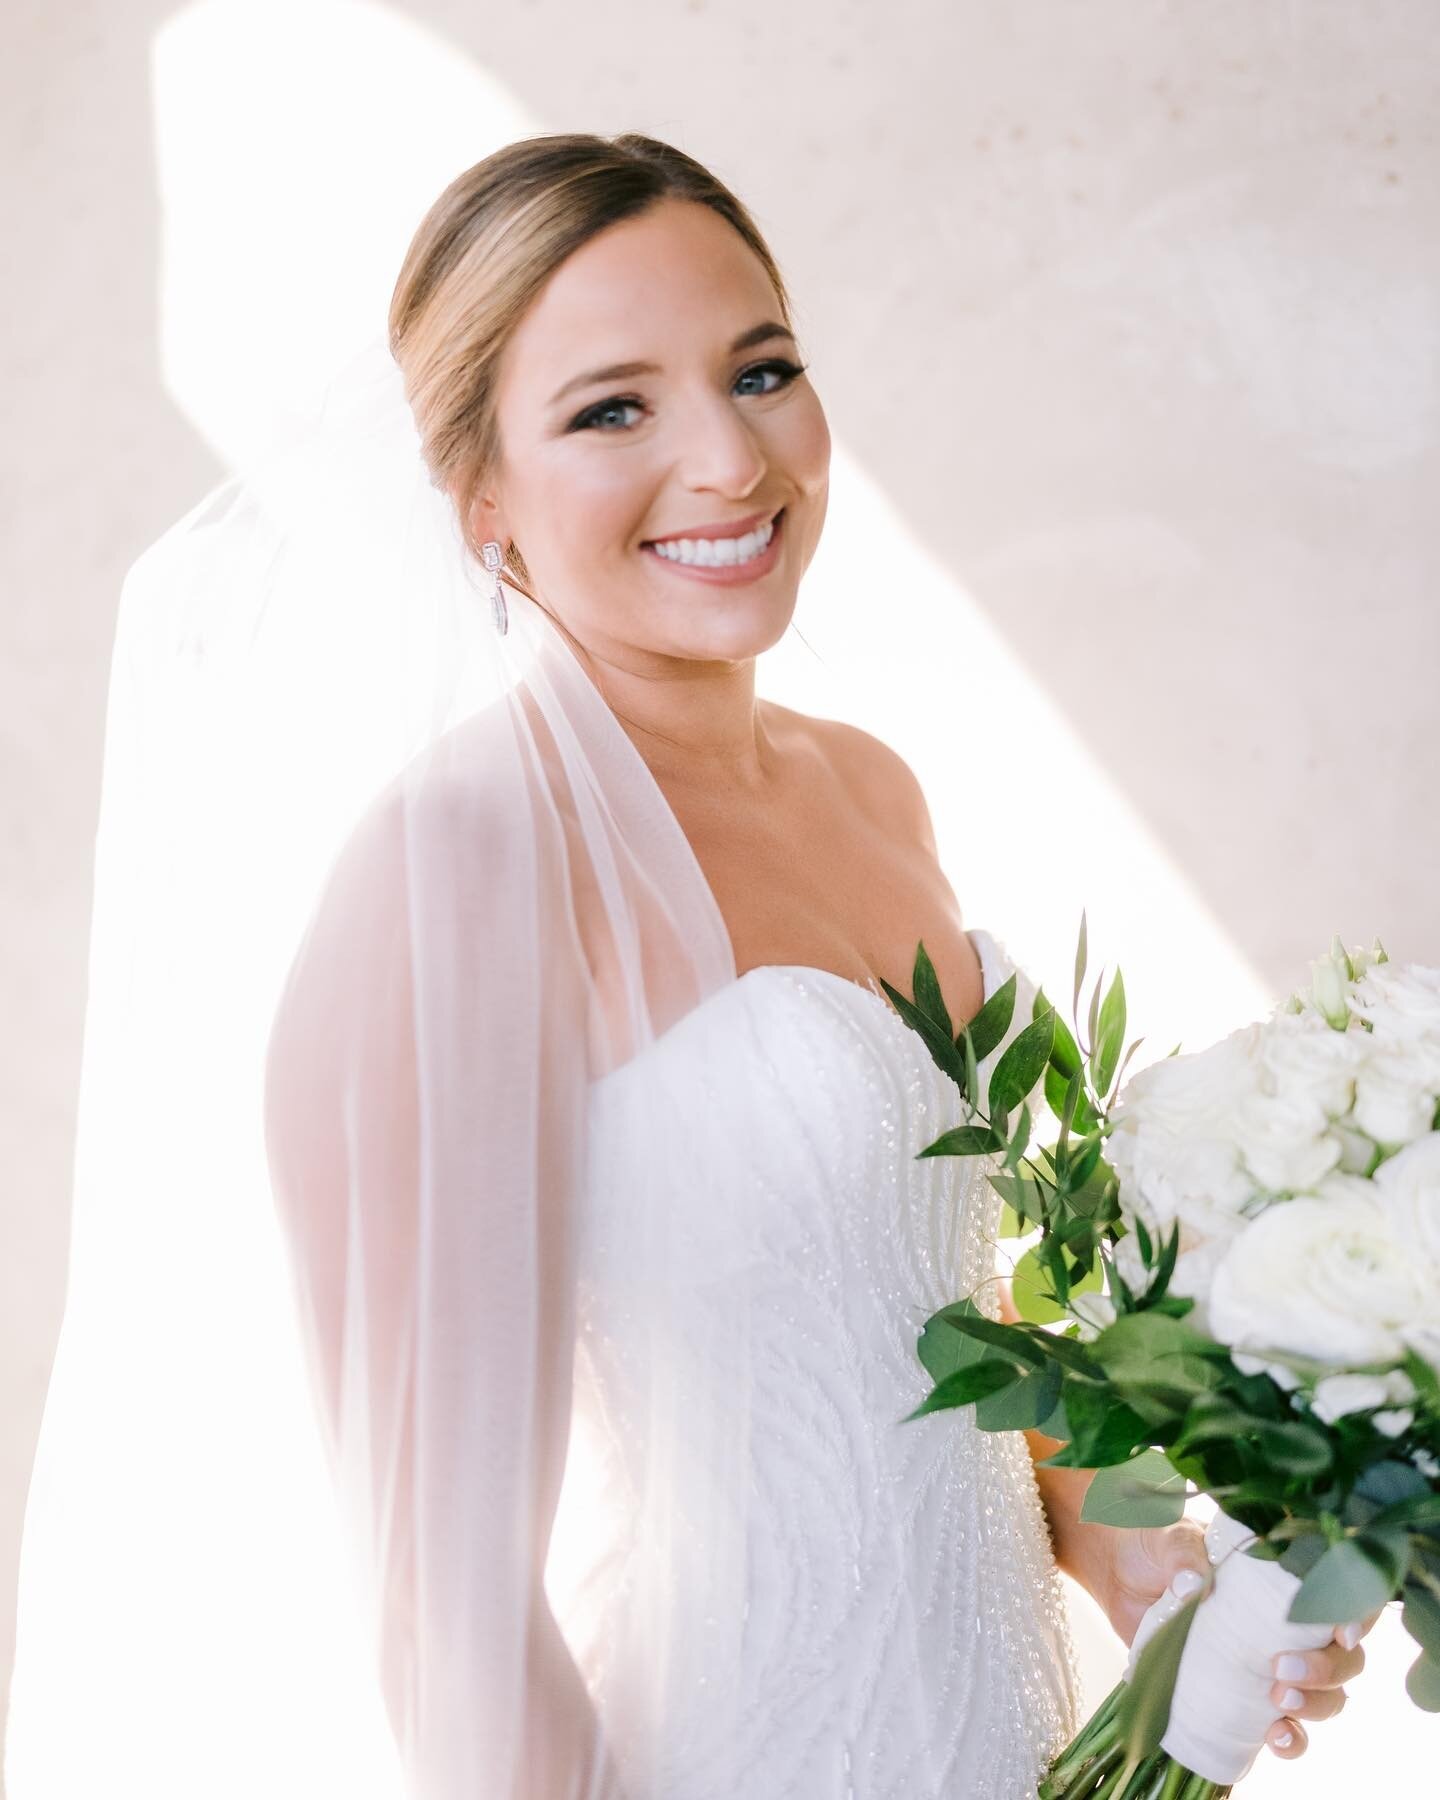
640;507;786;584
642;507;779;545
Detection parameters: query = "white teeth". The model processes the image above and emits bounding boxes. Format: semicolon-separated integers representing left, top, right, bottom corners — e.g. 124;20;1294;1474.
649;516;776;566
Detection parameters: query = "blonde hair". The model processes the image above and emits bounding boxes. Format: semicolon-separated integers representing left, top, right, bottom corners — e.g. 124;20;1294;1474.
388;133;796;600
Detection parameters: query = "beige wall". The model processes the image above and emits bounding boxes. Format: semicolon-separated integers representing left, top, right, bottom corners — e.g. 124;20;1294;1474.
3;3;1436;1793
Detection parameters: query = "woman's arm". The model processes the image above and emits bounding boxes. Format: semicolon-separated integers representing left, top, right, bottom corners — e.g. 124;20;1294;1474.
263;785;623;1798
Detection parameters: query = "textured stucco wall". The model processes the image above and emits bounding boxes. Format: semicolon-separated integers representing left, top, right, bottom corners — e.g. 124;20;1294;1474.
3;4;1436;1793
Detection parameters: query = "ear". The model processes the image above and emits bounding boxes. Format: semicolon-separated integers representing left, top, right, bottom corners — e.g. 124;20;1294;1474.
466;485;510;552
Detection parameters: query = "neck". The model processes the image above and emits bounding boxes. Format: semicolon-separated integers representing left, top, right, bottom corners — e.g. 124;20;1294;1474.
565;628;779;796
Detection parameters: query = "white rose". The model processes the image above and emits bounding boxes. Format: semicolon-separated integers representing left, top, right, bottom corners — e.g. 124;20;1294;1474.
1207;1195;1425;1367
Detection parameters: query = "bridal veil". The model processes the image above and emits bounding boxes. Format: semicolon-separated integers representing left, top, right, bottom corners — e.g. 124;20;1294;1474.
4;332;746;1798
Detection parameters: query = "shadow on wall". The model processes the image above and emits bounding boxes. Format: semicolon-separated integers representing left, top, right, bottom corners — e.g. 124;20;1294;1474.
3;2;1436;1794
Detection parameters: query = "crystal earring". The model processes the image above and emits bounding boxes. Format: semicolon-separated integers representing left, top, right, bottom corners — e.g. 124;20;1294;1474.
481;539;508;636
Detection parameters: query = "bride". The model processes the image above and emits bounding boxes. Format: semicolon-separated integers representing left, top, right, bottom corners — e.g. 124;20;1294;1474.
6;133;1362;1799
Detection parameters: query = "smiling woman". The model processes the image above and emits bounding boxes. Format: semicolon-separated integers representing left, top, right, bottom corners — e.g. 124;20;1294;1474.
3;128;1359;1800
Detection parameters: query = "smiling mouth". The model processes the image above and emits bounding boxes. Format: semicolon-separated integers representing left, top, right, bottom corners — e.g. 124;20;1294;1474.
641;507;785;570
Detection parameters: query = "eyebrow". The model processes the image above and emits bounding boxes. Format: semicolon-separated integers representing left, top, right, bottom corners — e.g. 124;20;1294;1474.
546;320;797;407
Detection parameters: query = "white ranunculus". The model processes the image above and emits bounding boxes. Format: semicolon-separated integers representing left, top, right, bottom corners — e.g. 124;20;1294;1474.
1233;1350;1304;1391
1310;1368;1417;1424
1207;1195;1426;1367
1347;961;1440;1041
1229;1009;1361;1194
1108;1031;1263;1299
1371;1132;1440;1266
1351;1042;1440;1147
1069;1291;1116;1340
1374;1408;1415;1437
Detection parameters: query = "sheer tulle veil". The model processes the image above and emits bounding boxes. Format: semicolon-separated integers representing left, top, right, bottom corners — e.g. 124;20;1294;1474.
4;333;745;1798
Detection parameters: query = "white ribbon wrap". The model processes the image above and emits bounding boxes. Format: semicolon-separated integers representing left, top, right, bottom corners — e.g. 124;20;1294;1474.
1125;1510;1338;1786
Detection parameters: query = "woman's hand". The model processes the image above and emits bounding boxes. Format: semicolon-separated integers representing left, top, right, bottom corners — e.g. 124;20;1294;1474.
1062;1515;1375;1761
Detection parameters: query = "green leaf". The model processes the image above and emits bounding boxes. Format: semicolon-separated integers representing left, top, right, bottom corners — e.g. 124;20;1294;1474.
1001;1102;1033;1172
904;1357;1021;1421
1407;1650;1440;1712
1403;1584;1440;1661
879;978;965;1084
1115;1581;1206;1770
997;1200;1025;1239
932;1309;1050;1368
1012;1243;1104;1326
1040;1380;1150;1467
1289;1537;1399;1626
1080;1450;1188;1528
918;1124;1001;1158
975;1361;1064;1431
963;972;1017;1065
989;1006;1057;1118
1091;967;1127;1098
1040;990;1083;1079
1278;1532;1330;1579
1072;909;1088;1017
1044;1061;1099;1134
911;940;953;1039
916;1299;987;1384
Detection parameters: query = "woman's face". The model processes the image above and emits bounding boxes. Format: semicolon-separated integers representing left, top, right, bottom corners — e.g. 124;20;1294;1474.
475;197;830;668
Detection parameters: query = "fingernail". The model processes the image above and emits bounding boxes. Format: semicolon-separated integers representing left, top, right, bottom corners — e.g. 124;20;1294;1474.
1280;1687;1304;1711
1273;1728;1295;1750
1170;1568;1205;1599
1338;1621;1361;1650
1275;1654;1307;1682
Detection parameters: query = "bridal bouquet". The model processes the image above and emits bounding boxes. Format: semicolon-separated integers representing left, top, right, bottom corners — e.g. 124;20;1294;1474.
887;926;1440;1798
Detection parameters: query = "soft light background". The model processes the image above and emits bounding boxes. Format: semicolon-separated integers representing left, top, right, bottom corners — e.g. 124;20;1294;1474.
3;1;1436;1792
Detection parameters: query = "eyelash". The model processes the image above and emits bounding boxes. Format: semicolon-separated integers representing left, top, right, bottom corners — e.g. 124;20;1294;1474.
566;358;809;434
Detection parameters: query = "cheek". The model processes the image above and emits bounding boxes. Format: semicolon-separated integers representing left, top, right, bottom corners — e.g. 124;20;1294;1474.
539;447;655;562
780;394;831;497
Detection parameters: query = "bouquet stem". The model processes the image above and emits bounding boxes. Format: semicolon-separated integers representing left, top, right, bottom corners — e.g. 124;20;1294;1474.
1039;1682;1229;1800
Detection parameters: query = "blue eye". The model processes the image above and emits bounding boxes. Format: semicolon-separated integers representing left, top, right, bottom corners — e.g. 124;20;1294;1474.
567;358;808;434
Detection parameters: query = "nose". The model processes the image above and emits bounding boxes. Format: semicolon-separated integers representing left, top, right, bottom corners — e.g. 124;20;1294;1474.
675;388;768;500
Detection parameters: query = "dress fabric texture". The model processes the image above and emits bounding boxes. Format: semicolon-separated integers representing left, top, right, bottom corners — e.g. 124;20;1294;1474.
547;925;1082;1800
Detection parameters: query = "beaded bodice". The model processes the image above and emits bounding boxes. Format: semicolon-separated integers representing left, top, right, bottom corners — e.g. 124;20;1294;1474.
546;927;1081;1799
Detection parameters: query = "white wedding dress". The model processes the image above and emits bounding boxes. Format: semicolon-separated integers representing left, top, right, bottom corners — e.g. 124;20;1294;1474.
546;926;1081;1800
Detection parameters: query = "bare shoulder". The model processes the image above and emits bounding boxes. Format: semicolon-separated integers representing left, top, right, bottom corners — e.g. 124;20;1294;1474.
764;701;938;857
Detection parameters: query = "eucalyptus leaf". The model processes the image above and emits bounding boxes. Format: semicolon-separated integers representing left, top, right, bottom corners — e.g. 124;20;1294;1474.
1289;1537;1398;1626
1403;1584;1440;1661
916;1299;987;1384
975;1361;1064;1432
1079;1450;1188;1528
1406;1650;1440;1712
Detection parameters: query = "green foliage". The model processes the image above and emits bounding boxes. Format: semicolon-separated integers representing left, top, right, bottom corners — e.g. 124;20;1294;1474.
893;911;1440;1721
1080;1450;1188;1528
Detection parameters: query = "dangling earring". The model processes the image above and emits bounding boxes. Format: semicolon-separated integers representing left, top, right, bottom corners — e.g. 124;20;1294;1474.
481;540;508;636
